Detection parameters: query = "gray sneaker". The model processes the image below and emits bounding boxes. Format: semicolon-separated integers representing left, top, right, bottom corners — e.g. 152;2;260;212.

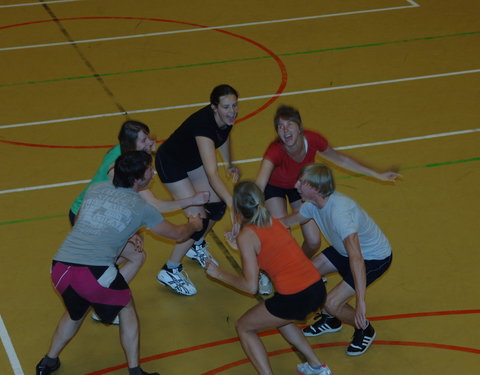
297;362;332;375
157;265;197;296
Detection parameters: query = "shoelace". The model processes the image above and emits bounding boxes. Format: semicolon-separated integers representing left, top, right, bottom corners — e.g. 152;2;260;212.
350;328;367;347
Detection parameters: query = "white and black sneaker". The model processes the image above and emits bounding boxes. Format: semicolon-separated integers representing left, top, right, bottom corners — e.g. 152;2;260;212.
186;240;218;268
157;265;197;296
303;313;343;337
258;272;273;295
297;361;332;375
346;321;376;356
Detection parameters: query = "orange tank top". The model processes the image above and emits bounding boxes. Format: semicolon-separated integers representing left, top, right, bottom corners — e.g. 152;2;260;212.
248;218;321;295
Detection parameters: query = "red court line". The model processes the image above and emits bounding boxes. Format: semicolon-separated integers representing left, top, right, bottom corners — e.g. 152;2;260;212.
0;17;287;149
200;341;480;375
0;139;116;149
369;309;480;321
85;309;480;375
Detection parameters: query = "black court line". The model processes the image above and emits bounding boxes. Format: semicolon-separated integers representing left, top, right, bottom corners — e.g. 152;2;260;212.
40;1;128;115
209;229;265;303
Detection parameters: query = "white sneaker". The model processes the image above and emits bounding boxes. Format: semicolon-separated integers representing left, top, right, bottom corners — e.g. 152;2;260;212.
297;362;332;375
91;312;120;325
258;272;273;295
186;240;218;268
157;265;197;296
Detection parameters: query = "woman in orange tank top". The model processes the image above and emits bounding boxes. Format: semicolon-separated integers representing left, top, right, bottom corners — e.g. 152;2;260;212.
206;181;332;375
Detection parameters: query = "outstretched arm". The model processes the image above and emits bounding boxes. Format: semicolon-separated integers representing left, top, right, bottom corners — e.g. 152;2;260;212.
150;214;203;242
280;211;311;228
139;189;209;213
344;233;367;329
255;159;275;191
219;137;240;183
319;147;401;182
206;228;260;295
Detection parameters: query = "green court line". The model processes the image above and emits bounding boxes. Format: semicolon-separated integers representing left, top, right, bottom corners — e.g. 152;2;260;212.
1;30;479;88
0;213;67;225
1;156;478;226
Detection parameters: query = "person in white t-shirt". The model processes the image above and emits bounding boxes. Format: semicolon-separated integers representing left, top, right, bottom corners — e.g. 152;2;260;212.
282;163;393;357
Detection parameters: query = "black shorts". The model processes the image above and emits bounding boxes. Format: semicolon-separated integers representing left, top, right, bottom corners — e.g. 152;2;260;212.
155;145;201;183
51;261;131;324
264;184;301;204
265;280;326;321
322;246;392;289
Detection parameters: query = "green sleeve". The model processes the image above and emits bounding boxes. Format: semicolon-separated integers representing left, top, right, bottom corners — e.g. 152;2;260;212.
70;145;122;215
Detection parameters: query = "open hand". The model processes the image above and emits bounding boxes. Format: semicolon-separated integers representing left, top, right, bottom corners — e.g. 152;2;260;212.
192;191;210;205
227;166;240;183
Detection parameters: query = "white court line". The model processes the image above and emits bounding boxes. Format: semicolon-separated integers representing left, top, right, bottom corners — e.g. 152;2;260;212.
0;315;24;375
1;68;479;130
0;1;418;52
0;0;77;8
1;128;478;195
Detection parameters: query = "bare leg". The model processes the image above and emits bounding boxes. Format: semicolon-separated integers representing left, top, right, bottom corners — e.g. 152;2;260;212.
323;281;356;326
163;169;217;264
290;200;321;258
118;300;140;368
46;312;86;358
117;234;146;283
278;323;322;367
236;302;310;375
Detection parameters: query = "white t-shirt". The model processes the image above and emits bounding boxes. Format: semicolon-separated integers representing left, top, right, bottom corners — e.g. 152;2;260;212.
55;182;164;266
300;192;391;260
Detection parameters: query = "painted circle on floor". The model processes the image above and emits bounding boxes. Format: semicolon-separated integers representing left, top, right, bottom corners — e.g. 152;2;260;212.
0;17;287;148
83;310;480;375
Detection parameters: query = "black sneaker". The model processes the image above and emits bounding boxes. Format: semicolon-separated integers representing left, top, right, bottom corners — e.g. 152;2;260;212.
128;366;160;375
346;321;376;356
303;313;343;337
36;356;60;375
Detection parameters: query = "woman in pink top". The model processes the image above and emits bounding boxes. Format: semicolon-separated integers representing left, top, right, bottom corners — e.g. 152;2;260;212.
256;105;401;257
206;181;331;375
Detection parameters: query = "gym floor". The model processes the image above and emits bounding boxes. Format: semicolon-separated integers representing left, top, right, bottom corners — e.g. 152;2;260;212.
0;0;479;374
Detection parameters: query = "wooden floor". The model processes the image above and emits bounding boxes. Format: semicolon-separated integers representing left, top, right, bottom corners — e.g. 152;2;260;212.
0;0;479;374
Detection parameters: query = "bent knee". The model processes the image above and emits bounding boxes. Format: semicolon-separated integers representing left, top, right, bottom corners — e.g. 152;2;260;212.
324;296;345;316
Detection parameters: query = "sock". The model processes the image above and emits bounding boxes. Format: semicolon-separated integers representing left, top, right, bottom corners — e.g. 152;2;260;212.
165;261;181;270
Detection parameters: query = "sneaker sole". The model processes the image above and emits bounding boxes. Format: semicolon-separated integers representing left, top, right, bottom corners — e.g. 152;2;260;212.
297;365;333;375
303;325;343;337
156;277;197;296
345;331;376;356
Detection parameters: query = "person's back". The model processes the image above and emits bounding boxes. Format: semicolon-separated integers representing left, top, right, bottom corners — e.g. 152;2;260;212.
248;218;320;295
300;191;391;260
57;181;163;266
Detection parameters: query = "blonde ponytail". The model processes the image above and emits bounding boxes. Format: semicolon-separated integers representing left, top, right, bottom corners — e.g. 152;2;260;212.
233;181;272;228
